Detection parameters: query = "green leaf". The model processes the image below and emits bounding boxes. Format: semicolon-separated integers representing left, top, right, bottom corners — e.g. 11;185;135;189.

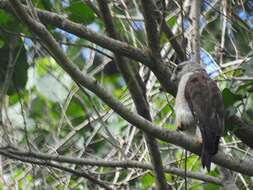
0;39;4;48
164;123;177;130
66;98;85;117
0;10;12;25
167;16;176;27
190;183;203;190
141;173;154;189
65;2;95;24
40;0;54;11
12;46;28;92
222;88;242;107
237;80;253;93
35;57;58;77
30;96;47;119
203;183;220;190
187;156;201;171
0;44;28;95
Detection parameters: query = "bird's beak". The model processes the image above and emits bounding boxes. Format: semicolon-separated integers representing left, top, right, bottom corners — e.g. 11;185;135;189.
170;65;177;82
170;74;176;82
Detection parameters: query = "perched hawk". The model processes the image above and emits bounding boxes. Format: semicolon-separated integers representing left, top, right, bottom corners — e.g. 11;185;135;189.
171;61;224;171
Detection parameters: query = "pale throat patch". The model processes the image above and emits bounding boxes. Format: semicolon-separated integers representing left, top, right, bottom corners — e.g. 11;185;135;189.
175;72;195;129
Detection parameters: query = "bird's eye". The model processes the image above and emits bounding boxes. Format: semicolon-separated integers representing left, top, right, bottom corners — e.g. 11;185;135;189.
176;66;182;72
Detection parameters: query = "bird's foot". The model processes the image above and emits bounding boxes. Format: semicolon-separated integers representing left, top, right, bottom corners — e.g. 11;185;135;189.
196;136;203;145
176;121;185;131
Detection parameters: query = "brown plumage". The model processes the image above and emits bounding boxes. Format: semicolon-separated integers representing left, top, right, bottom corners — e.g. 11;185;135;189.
171;61;224;171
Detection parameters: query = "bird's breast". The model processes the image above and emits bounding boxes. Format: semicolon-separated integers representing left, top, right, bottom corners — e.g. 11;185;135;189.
175;72;195;128
175;103;195;127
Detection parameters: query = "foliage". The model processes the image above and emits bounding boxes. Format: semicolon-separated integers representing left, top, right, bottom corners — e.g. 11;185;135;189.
0;0;253;189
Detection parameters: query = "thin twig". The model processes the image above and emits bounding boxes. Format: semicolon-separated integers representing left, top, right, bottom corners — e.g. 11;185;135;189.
191;0;201;63
6;0;253;176
97;1;168;189
0;149;113;190
0;146;223;185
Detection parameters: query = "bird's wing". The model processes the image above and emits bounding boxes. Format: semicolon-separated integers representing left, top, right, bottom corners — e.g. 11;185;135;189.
208;78;225;136
184;71;224;170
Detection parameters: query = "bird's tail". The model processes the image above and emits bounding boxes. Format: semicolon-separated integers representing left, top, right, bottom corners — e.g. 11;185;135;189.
201;147;211;172
201;136;220;172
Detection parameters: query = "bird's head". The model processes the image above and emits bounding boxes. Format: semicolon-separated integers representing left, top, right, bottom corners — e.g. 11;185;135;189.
171;61;204;83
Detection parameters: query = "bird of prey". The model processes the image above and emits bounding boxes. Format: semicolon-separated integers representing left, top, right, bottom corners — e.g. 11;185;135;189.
171;61;224;171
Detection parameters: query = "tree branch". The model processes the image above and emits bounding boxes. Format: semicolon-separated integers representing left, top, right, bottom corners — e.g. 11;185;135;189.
0;41;15;144
97;1;168;189
0;1;151;66
161;21;186;62
0;146;223;186
190;0;201;63
140;0;161;58
0;0;177;94
5;0;253;177
226;114;253;149
0;148;113;190
7;0;253;177
220;167;239;190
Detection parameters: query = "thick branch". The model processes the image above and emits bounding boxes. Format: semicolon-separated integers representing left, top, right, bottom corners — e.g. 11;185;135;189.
161;21;186;62
190;0;201;63
140;0;160;58
0;1;151;66
138;0;179;95
6;0;253;176
97;1;168;189
220;167;239;190
226;114;253;149
0;0;177;94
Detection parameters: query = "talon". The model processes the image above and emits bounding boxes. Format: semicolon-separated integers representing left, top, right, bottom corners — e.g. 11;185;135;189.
177;127;184;132
176;121;184;131
197;137;203;144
